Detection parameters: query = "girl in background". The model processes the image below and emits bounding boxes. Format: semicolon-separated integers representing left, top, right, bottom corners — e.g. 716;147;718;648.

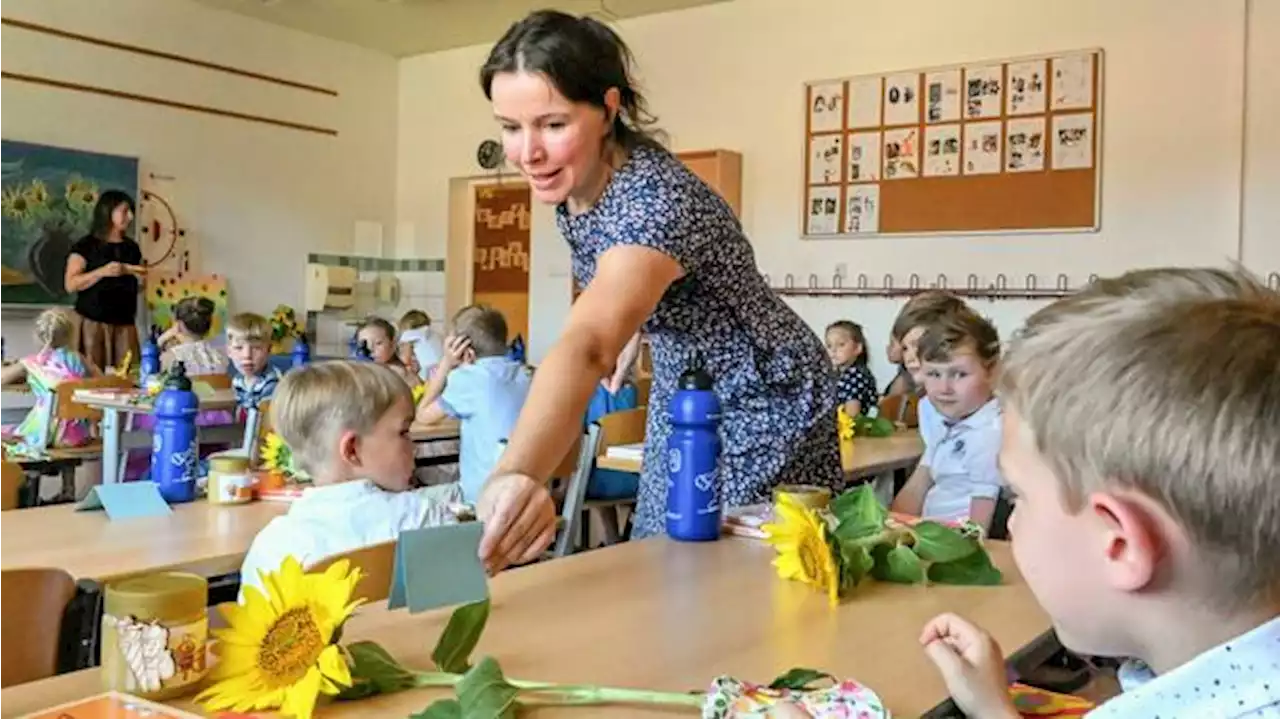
158;297;228;375
825;320;878;417
398;309;445;380
1;308;99;457
357;316;421;388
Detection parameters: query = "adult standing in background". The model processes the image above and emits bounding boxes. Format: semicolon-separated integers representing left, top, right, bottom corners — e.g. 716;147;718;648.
63;190;146;371
472;10;843;566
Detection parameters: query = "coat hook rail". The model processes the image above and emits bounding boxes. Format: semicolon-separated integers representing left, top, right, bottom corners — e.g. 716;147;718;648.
763;272;1080;300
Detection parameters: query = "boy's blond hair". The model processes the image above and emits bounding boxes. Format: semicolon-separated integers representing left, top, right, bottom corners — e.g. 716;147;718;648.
999;267;1280;603
891;291;969;341
270;361;412;478
399;309;431;331
917;307;1000;365
452;304;508;357
227;312;271;344
35;308;74;349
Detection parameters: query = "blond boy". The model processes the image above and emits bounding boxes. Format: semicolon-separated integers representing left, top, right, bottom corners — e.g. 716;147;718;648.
226;312;280;417
921;268;1280;717
238;361;461;599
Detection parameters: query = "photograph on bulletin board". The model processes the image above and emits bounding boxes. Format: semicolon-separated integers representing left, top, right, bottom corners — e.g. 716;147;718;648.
800;49;1102;238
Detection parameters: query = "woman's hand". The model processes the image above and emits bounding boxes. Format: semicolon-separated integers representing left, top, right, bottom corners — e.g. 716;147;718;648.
476;473;557;573
919;613;1020;719
99;261;125;278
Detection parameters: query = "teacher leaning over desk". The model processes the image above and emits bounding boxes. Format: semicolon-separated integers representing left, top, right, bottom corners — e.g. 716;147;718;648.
62;190;147;372
473;10;843;567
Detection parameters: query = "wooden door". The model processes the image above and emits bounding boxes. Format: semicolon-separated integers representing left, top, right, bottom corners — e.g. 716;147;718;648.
472;185;531;345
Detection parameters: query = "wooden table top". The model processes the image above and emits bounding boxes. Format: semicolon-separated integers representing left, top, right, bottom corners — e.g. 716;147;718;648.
596;432;924;478
72;388;239;413
1;538;1049;718
409;419;460;442
0;499;287;582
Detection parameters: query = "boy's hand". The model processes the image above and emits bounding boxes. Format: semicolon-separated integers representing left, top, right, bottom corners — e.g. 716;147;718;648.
920;613;1020;719
476;473;556;573
440;335;472;371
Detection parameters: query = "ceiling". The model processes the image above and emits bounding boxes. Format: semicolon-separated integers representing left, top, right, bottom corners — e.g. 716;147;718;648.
190;0;730;57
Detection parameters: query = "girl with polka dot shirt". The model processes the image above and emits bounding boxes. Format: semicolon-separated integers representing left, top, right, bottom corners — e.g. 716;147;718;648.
825;321;878;418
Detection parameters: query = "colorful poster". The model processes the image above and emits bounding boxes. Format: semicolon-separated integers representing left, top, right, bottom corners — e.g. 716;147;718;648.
1007;60;1047;116
1052;113;1094;169
1;141;139;305
809;82;845;133
964;121;1003;175
847;77;883;129
1006;117;1046;172
924;124;962;177
809;134;844;184
806;186;841;235
964;65;1003;119
1052;54;1094;110
883;73;921;126
847;131;882;183
845;185;880;234
925;69;961;124
145;274;229;339
883;128;919;180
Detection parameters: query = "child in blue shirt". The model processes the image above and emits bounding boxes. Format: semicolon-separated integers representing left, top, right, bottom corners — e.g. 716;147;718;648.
415;305;532;502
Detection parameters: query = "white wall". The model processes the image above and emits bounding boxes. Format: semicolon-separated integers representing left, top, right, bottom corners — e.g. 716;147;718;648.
397;0;1277;384
1;0;399;357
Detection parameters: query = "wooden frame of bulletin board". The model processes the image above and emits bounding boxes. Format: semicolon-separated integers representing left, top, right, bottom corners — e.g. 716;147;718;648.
802;49;1102;238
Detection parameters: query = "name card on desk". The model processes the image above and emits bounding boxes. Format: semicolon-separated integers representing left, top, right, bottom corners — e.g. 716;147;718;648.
76;482;172;520
389;522;488;613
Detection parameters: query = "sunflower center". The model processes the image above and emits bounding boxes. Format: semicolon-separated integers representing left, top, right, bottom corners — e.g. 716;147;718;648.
256;607;323;686
797;539;824;580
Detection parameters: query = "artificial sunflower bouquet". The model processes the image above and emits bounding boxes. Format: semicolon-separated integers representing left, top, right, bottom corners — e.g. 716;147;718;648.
260;431;310;483
763;485;1002;606
270;304;303;354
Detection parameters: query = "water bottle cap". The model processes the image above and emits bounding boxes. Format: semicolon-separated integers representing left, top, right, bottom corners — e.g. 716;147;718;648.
163;361;193;392
678;356;714;391
293;333;309;349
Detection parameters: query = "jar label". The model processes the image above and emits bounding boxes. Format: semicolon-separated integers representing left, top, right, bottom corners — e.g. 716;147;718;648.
104;613;208;696
213;472;254;503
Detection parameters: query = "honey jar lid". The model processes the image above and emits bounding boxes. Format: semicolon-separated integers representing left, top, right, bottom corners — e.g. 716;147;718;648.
207;449;251;472
105;572;208;621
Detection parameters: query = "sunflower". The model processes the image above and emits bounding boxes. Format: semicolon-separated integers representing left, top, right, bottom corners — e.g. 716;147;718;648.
763;494;840;606
260;432;295;474
836;406;856;442
23;178;49;206
1;185;30;219
65;176;99;208
196;557;364;719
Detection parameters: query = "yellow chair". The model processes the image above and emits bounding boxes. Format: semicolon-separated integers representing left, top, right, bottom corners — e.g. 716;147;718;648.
307;541;398;604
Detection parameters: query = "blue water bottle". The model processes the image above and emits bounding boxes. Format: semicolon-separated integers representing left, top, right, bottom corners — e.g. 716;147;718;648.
140;327;161;378
507;335;526;364
291;334;310;368
355;339;373;361
150;361;200;504
666;357;722;541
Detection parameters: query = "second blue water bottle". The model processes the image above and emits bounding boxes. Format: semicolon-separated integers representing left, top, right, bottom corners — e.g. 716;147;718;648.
151;361;200;504
666;357;722;541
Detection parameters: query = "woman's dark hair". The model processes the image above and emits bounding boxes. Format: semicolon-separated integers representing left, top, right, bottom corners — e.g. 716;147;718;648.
826;320;869;366
480;10;663;151
174;296;216;338
90;190;136;239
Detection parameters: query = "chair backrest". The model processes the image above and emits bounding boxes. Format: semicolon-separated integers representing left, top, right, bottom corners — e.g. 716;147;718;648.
2;461;22;511
1;568;77;687
306;541;398;604
551;435;583;481
191;373;233;391
634;376;652;408
552;424;602;558
595;407;647;456
53;375;134;423
877;393;920;427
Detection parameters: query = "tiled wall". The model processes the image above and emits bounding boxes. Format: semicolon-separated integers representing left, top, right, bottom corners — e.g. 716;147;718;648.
306;253;447;357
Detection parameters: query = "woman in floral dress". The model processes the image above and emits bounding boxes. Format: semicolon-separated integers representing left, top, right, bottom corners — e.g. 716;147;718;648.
476;10;843;546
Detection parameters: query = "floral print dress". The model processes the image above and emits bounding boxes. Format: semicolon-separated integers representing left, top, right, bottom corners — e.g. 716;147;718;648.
558;143;844;539
4;347;93;457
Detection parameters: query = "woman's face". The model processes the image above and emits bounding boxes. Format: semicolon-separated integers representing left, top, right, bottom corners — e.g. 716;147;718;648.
110;203;133;231
489;71;616;205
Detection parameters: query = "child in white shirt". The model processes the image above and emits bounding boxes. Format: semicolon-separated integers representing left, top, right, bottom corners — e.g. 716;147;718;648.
398;309;445;381
238;361;462;600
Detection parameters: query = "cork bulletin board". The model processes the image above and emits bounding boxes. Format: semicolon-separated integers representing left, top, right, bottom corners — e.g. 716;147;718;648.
802;50;1102;237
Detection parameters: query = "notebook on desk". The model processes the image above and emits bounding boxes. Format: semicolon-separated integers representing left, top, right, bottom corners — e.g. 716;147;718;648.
604;442;645;461
20;691;203;719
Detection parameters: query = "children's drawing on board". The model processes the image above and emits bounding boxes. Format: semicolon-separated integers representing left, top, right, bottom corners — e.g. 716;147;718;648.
1007;60;1047;116
1052;54;1094;110
847;131;881;183
964;121;1003;175
847;77;882;129
806;186;840;235
1052;113;1094;169
883;128;919;179
924;124;962;177
1006;117;1046;172
808;134;844;184
883;73;921;126
964;65;1002;119
809;81;845;133
845;185;880;234
925;69;961;124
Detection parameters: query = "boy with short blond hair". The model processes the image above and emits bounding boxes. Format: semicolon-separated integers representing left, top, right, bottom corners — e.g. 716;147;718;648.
238;361;462;599
920;268;1280;718
226;312;280;417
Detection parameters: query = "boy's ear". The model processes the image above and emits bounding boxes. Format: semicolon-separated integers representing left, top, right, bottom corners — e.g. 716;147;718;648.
337;429;362;468
1088;489;1167;594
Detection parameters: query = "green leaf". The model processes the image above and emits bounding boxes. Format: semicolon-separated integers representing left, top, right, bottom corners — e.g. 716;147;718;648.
876;544;926;584
768;667;835;690
911;521;979;564
432;599;491;674
457;656;520;718
830;485;887;539
836;538;875;590
928;547;1004;586
340;641;419;698
412;699;463;719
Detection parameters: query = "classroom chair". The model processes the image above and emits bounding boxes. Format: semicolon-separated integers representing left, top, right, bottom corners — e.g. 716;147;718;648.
585;407;646;548
550;425;602;558
634;376;652;407
307;541;398;604
2;460;23;510
877;393;920;427
1;568;78;687
190;373;234;391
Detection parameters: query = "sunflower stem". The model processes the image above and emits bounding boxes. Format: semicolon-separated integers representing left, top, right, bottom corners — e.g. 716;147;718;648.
404;671;703;708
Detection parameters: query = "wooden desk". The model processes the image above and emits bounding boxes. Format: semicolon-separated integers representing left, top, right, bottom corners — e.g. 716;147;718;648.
1;538;1050;718
597;432;924;480
408;419;460;442
0;500;287;582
